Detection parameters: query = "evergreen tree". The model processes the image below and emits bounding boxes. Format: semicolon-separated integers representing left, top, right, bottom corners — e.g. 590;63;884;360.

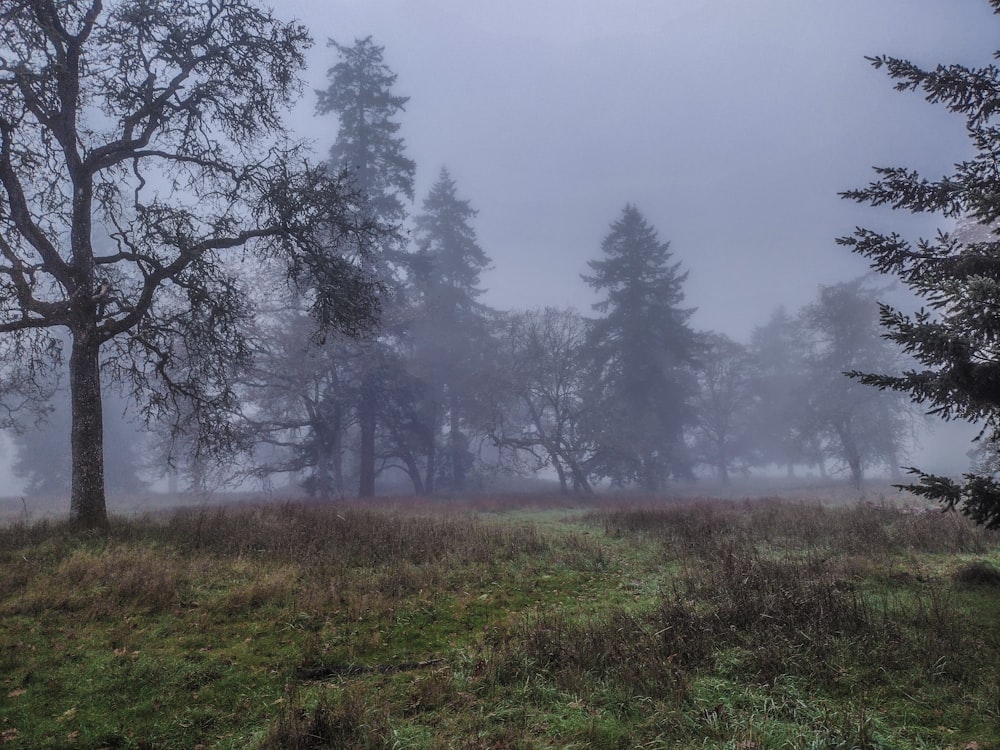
582;205;698;490
299;36;416;497
839;2;1000;527
318;36;415;237
408;167;493;491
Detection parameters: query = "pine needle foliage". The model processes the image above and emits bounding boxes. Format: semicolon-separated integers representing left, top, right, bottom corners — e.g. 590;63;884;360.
838;0;1000;528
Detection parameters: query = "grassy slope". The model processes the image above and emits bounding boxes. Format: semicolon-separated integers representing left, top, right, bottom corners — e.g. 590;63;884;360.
0;496;997;749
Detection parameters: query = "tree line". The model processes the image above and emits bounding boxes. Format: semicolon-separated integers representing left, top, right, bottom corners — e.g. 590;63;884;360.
2;0;999;529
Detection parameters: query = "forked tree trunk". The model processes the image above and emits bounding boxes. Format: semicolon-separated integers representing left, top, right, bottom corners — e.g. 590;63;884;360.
69;333;107;527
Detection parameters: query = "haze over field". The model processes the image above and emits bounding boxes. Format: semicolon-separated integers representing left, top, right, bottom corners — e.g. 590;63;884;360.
285;0;995;338
1;1;995;505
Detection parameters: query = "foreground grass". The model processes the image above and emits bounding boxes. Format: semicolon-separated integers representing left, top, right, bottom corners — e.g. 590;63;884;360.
0;496;997;748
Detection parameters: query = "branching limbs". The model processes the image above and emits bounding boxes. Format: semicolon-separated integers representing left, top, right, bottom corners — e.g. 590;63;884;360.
0;0;386;518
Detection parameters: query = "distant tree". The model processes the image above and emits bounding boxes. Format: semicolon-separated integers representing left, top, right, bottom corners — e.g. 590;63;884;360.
489;307;593;493
748;307;819;475
0;340;54;432
582;205;698;490
242;296;357;499
690;333;756;484
371;353;439;494
0;0;379;525
317;36;416;238
314;35;416;497
408;168;494;491
838;10;1000;526
799;278;916;487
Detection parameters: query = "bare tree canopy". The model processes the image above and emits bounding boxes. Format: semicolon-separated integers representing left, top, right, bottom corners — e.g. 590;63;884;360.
0;0;381;526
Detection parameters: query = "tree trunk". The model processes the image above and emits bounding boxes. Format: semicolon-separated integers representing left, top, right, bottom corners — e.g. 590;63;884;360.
716;442;731;486
330;403;344;497
835;421;864;489
887;446;903;482
570;468;593;494
424;440;436;494
358;377;376;497
69;334;107;527
402;451;426;495
449;406;466;491
559;450;593;494
552;456;569;494
641;452;660;493
314;426;331;501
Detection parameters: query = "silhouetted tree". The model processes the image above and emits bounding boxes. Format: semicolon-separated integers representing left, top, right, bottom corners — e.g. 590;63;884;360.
242;295;358;499
408;168;493;491
839;8;1000;526
315;36;416;497
582;205;698;490
0;1;378;526
800;278;916;487
690;333;755;484
748;307;819;475
489;307;593;493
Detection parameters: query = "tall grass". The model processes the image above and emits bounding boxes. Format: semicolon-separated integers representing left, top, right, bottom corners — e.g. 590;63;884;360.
2;495;998;749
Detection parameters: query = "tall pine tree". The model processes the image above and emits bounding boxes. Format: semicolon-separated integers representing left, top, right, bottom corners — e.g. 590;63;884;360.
582;205;698;490
318;36;415;235
315;36;416;497
408;167;493;491
839;1;1000;528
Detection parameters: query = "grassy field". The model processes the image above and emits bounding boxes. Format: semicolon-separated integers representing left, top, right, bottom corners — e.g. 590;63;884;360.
0;492;998;749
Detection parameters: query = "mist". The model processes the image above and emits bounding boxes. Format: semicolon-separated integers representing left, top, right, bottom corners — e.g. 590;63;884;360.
1;0;997;513
284;1;996;485
286;0;994;333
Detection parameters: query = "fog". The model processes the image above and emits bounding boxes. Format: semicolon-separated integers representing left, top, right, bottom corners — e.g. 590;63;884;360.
280;1;990;475
1;1;995;502
286;0;994;336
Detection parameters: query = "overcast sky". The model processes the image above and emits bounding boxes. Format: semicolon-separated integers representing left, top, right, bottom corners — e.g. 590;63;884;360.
274;0;997;343
6;2;994;495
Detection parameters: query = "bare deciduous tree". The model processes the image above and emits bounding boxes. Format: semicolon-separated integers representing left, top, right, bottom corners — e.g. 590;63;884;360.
0;0;379;526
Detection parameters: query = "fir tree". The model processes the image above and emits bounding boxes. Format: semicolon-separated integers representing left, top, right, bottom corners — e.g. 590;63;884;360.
408;168;493;491
839;1;1000;527
314;36;416;497
317;36;415;236
582;204;698;490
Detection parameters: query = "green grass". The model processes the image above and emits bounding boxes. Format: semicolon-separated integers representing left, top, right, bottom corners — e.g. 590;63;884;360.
0;496;998;748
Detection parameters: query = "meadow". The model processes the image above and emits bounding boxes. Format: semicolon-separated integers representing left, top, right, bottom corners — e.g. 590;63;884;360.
0;490;998;749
